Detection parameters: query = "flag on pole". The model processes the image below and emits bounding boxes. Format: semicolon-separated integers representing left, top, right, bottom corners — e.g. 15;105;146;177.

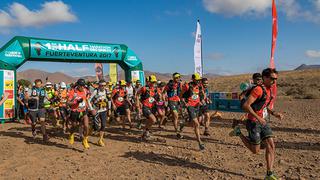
95;63;104;81
194;20;203;77
270;0;278;110
270;0;278;69
109;63;117;84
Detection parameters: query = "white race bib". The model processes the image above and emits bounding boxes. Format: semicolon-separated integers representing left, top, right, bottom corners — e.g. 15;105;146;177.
78;101;86;108
192;94;198;100
263;107;269;119
148;97;155;103
118;97;124;102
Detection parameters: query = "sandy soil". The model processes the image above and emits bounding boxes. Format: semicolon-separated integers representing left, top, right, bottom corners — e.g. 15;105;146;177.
0;99;319;180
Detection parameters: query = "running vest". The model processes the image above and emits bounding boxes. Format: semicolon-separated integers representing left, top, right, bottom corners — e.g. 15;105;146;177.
140;86;159;108
183;82;201;107
92;89;108;112
240;85;270;112
28;87;46;110
59;89;68;107
44;89;55;108
166;80;181;99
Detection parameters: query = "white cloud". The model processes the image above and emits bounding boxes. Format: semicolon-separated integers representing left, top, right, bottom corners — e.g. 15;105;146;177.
0;1;77;32
306;50;320;58
202;0;271;17
202;0;320;24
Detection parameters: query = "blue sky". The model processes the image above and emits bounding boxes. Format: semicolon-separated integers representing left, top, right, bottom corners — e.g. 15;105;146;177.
0;0;320;76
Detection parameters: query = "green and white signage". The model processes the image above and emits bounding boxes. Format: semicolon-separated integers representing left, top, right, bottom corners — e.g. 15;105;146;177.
30;39;123;61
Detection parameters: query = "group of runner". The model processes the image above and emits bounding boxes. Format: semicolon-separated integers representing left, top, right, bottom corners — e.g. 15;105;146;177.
13;68;283;180
17;72;213;150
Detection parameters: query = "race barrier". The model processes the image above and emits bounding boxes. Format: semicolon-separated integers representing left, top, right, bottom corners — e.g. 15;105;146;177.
209;92;244;112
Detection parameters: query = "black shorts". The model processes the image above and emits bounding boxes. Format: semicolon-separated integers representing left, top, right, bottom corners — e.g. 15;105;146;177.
142;106;157;118
29;108;46;124
115;103;129;117
187;106;199;122
70;110;88;122
199;104;209;116
93;111;108;131
168;101;180;112
246;120;273;145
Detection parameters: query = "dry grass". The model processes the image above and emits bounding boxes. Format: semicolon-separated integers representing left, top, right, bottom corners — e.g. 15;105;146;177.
208;69;320;99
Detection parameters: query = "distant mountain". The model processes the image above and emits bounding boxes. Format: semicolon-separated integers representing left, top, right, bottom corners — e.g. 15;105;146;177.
17;69;76;84
18;69;218;83
295;64;320;70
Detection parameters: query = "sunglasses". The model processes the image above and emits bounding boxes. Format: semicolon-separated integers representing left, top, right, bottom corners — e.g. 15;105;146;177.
270;77;278;81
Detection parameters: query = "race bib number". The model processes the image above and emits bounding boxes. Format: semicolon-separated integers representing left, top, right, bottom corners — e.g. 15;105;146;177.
148;97;155;103
78;101;86;109
118;97;124;102
263;107;269;119
192;94;198;100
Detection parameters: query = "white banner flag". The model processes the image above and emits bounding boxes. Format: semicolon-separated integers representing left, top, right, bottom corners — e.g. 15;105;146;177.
194;20;202;76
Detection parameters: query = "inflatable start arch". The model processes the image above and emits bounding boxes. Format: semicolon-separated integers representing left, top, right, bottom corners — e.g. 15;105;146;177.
0;36;145;120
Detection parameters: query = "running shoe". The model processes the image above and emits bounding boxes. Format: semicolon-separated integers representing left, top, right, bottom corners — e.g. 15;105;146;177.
264;172;278;180
32;130;37;138
69;133;75;145
98;137;105;147
203;129;210;136
199;143;205;151
176;133;184;139
82;136;90;149
142;131;151;141
229;126;241;137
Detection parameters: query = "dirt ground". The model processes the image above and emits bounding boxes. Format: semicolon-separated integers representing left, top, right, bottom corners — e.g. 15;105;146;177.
0;99;319;180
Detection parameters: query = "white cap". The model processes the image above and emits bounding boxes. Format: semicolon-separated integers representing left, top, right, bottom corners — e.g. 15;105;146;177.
45;82;52;87
60;82;67;88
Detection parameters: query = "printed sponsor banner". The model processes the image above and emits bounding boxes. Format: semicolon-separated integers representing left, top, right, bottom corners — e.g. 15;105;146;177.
0;40;25;67
1;69;15;119
109;63;117;84
4;99;13;109
30;39;123;61
5;109;14;119
95;63;104;81
209;92;244;112
4;80;14;90
4;90;14;99
124;48;141;68
131;70;140;83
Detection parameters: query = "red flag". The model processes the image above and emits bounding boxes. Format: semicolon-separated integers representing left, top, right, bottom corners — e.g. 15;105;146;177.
270;0;278;69
270;0;278;110
95;63;103;81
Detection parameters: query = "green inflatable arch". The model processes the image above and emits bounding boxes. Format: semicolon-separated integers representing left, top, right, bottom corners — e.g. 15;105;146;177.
0;36;145;121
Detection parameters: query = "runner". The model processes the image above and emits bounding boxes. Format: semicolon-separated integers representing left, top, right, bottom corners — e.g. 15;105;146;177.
163;72;184;139
26;79;49;141
68;79;91;149
156;81;167;129
112;80;132;129
134;80;143;129
44;82;58;126
199;77;212;136
137;75;158;140
106;82;113;122
58;82;69;132
181;73;205;150
229;68;282;180
89;80;108;146
126;81;135;111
